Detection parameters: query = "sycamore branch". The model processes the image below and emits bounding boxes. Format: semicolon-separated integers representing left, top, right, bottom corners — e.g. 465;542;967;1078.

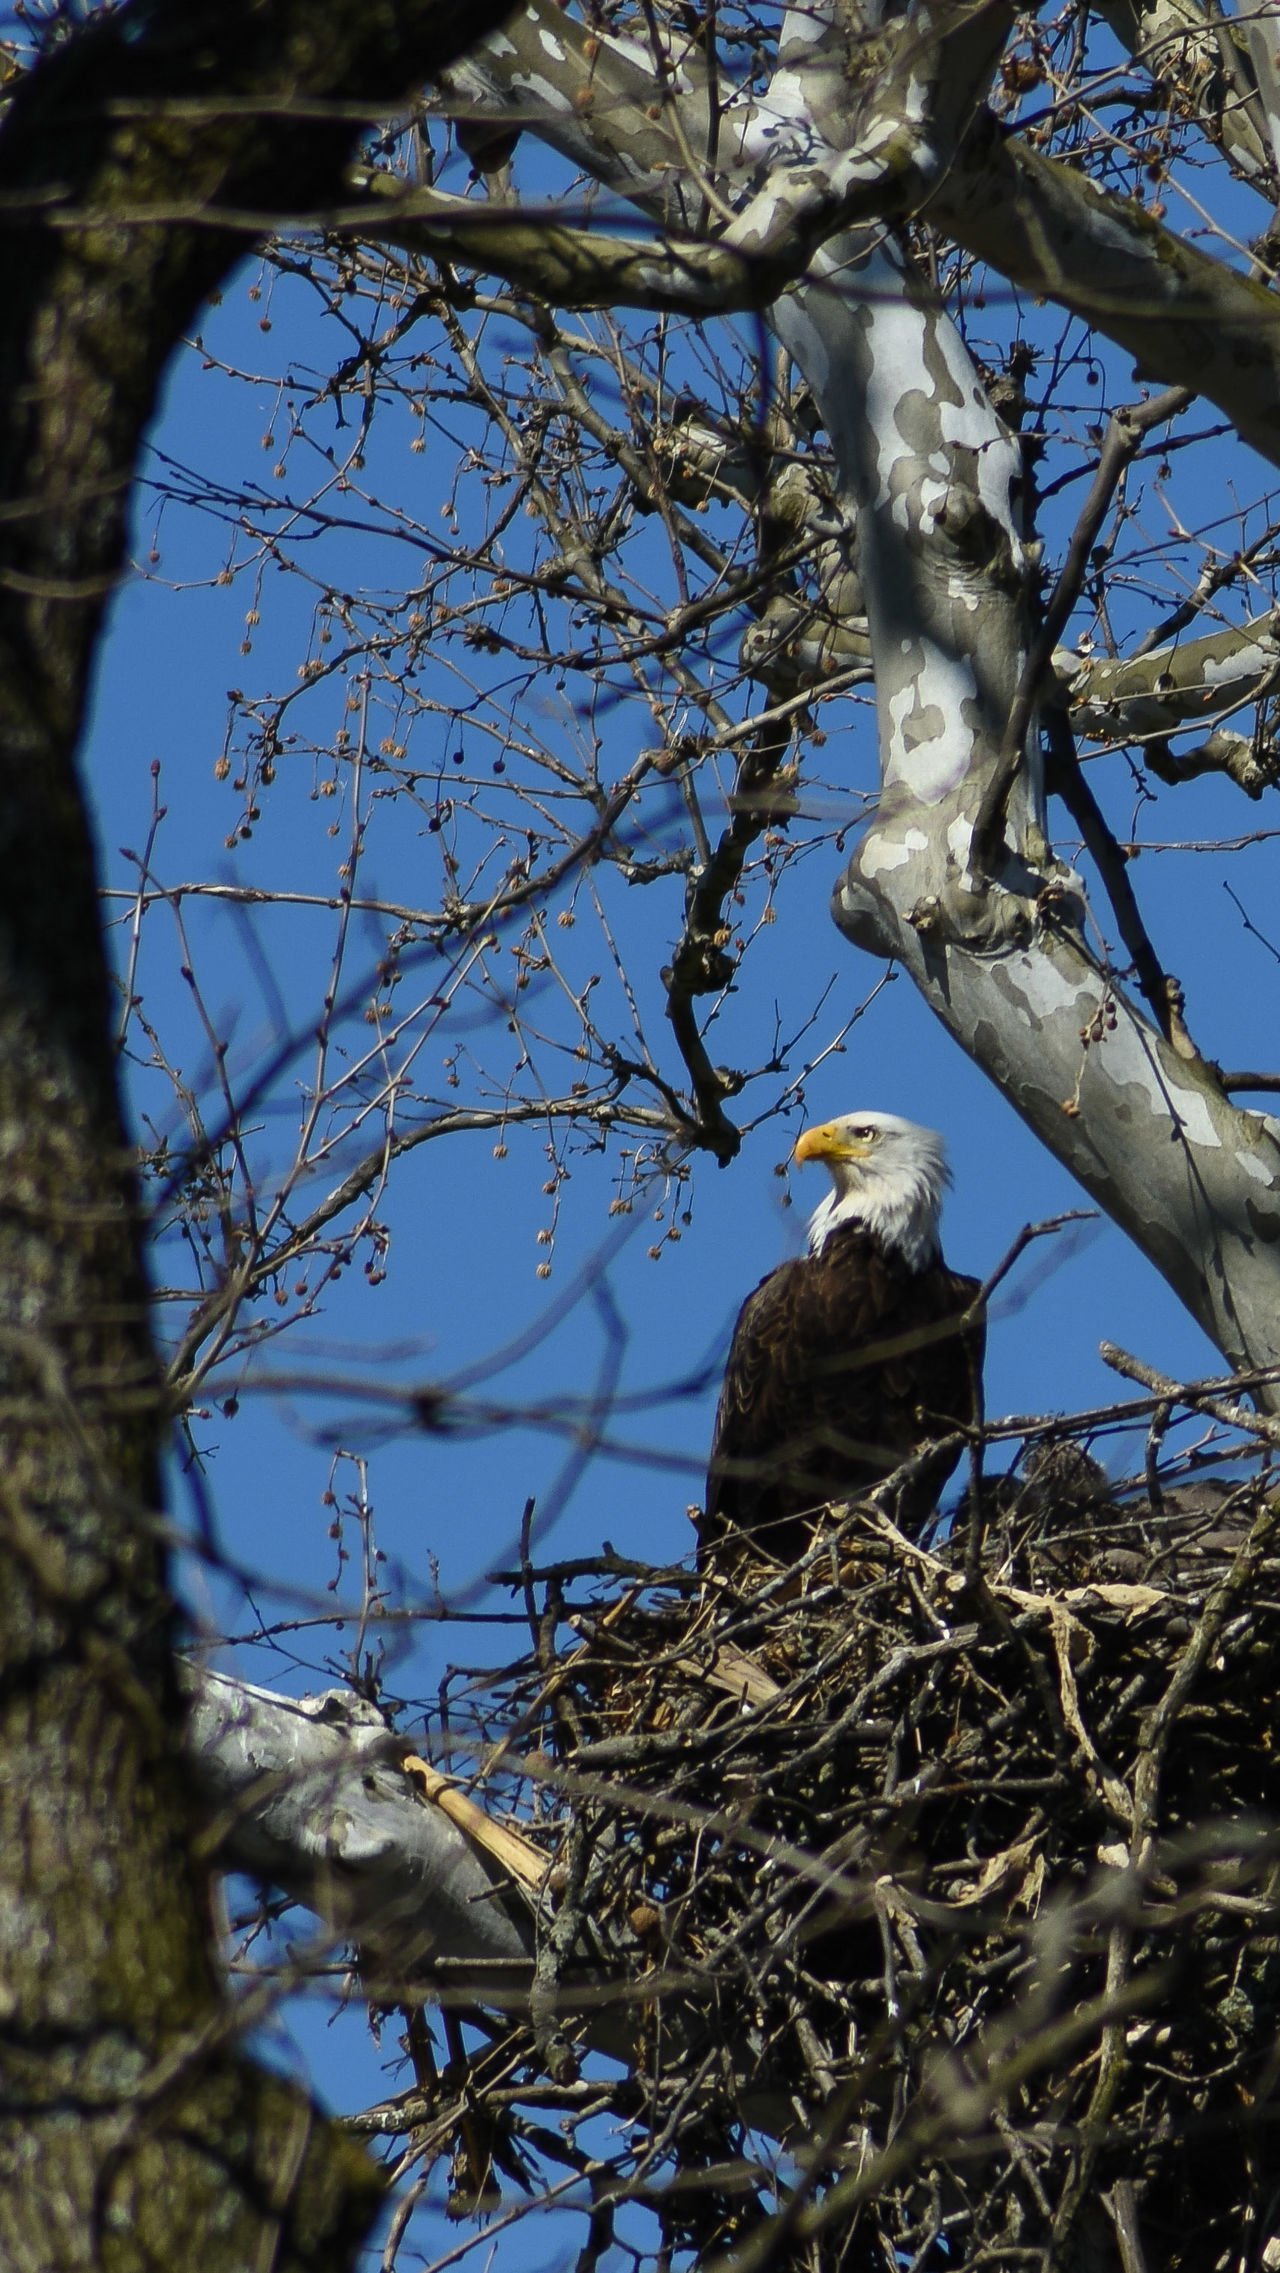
929;122;1280;471
1059;611;1280;795
1060;610;1280;740
429;0;1280;481
1095;0;1273;187
346;172;794;312
188;1667;538;1986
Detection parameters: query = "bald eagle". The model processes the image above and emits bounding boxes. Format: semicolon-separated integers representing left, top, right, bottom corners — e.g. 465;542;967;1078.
700;1112;983;1565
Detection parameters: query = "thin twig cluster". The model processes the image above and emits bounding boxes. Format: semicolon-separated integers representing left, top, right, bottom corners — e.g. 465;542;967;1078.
388;1433;1280;2273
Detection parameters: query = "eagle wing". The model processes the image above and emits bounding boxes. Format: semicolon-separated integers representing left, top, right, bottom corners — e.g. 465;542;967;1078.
701;1235;982;1564
704;1257;811;1545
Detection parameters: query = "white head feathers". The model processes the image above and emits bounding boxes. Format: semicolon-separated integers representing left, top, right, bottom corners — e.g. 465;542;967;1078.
793;1110;950;1271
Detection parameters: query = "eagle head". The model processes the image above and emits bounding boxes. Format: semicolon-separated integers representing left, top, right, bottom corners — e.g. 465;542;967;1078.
794;1110;950;1270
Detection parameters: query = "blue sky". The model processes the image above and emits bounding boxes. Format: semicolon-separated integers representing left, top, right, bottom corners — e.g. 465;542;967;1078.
74;134;1280;2245
84;265;1251;1590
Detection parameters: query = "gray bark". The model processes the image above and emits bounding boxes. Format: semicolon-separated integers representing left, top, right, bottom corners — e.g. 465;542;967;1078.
0;1;564;2260
185;1668;752;2099
428;0;1280;1385
189;1667;536;1985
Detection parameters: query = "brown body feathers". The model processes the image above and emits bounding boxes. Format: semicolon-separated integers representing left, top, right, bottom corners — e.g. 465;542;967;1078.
701;1220;983;1565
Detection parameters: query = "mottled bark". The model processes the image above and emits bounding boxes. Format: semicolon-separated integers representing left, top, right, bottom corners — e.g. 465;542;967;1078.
0;0;528;2261
926;126;1280;472
188;1670;538;1986
1099;0;1273;185
1061;613;1280;743
347;165;799;310
438;0;1280;473
428;0;1280;1395
765;17;1280;1387
1059;614;1280;794
183;1668;803;2135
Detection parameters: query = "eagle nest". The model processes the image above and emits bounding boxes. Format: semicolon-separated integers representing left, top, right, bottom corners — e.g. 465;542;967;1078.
417;1442;1280;2273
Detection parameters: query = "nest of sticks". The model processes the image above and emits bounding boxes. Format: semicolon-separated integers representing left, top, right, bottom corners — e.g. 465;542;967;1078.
410;1424;1280;2273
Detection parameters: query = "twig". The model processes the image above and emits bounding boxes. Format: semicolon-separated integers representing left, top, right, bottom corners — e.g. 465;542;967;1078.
973;387;1191;876
1044;707;1178;1039
1100;1340;1280;1443
1104;2180;1151;2273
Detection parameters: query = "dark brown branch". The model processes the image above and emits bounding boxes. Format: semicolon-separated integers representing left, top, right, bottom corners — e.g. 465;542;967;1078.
661;719;793;1163
973;387;1191;877
1044;708;1177;1039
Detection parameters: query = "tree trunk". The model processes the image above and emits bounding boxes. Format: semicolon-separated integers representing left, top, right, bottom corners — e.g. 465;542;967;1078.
0;2;531;2259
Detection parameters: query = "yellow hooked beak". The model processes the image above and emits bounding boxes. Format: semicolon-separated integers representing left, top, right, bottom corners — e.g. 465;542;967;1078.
793;1121;870;1167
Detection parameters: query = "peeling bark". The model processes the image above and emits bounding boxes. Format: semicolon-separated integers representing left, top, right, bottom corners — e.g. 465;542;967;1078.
1099;0;1273;185
189;1669;538;1987
436;0;1280;471
430;0;1280;1391
1058;613;1280;794
769;31;1280;1385
1061;612;1280;745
